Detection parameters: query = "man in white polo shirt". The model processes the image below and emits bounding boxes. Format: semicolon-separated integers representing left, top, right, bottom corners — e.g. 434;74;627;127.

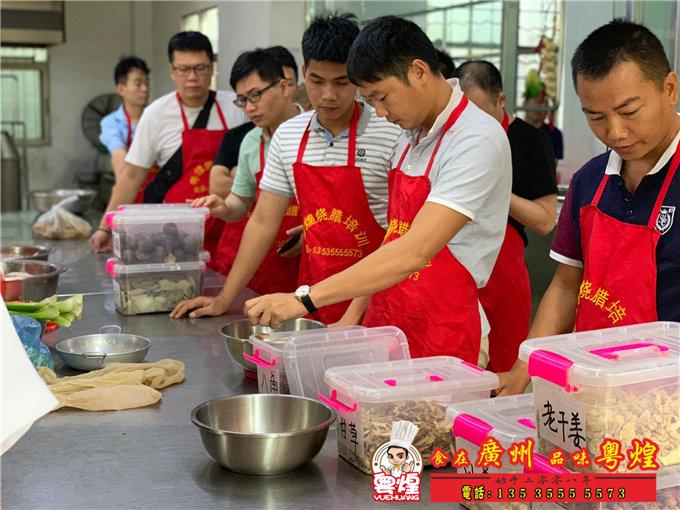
245;16;511;367
175;14;402;324
89;31;249;262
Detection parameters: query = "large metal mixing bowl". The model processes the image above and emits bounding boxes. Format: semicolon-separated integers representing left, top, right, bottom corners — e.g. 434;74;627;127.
56;326;151;371
191;394;335;475
219;318;325;376
0;260;67;302
0;244;54;262
29;189;97;214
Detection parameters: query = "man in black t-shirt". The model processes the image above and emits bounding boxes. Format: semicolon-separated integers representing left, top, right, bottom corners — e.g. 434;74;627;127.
454;61;557;374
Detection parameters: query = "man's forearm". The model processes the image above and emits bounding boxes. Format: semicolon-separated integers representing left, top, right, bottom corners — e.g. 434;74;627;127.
216;193;253;223
217;216;281;306
509;193;557;236
111;149;127;180
98;163;149;228
209;164;234;199
337;295;372;325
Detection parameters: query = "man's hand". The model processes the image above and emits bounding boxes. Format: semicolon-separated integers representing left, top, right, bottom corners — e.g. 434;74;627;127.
89;229;112;253
279;225;304;258
494;359;531;397
244;293;306;328
189;194;229;220
169;295;230;319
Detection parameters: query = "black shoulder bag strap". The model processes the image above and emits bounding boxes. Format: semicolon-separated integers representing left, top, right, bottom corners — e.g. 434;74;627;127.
143;92;216;203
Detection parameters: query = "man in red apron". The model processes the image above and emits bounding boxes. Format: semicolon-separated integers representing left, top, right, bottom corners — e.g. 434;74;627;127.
454;61;558;373
173;15;402;322
245;17;512;366
170;49;304;318
90;31;249;262
497;20;680;396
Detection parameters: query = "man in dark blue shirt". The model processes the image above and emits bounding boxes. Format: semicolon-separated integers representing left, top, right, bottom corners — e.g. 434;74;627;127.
498;20;680;395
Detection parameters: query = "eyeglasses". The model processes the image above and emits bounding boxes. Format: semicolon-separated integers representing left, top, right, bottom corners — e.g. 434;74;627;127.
233;82;278;108
172;64;211;77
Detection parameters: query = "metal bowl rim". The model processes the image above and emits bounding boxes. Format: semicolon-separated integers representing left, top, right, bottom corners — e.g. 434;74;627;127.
218;318;327;342
0;244;55;258
0;260;67;280
56;334;152;356
190;394;336;438
29;189;98;198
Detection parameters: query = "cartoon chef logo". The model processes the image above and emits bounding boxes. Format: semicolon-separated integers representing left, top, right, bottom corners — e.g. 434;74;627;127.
372;420;423;502
655;206;675;235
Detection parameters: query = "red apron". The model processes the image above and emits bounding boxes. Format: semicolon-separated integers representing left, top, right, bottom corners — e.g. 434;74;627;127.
293;102;386;324
362;96;482;364
478;111;531;373
574;145;680;331
123;107;160;204
164;92;227;269
215;139;301;295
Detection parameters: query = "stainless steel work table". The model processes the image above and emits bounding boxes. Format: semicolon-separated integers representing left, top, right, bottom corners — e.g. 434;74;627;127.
1;212;460;509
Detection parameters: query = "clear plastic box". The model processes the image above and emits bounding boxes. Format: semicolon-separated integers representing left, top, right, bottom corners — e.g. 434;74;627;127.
324;356;499;474
107;255;206;315
246;326;372;395
519;322;680;474
117;204;210;216
107;209;207;265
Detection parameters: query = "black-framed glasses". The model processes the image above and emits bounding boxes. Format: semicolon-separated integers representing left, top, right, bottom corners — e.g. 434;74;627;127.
233;82;278;108
172;64;211;77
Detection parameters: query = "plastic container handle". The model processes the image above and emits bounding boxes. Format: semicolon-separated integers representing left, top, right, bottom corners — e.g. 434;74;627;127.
528;350;577;392
461;361;484;372
242;349;276;367
100;325;121;335
105;212;115;228
106;259;116;276
517;418;536;430
524;453;570;474
453;414;493;447
589;342;669;360
318;390;357;413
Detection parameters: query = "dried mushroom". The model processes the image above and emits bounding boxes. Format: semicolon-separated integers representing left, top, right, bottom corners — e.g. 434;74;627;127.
116;272;199;315
536;384;680;474
338;400;454;475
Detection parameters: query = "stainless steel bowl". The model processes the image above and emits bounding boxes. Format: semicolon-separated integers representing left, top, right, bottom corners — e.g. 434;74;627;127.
56;326;151;371
29;189;97;214
0;244;54;262
0;260;67;302
219;318;326;375
191;394;335;475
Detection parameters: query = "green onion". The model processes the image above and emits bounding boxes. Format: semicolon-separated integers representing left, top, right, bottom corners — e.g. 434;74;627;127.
51;315;72;328
9;305;60;321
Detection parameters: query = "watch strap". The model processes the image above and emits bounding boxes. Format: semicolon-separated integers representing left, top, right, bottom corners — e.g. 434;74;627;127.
299;293;318;314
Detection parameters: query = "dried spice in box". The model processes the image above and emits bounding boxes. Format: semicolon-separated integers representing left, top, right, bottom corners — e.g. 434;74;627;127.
519;322;680;474
323;356;499;474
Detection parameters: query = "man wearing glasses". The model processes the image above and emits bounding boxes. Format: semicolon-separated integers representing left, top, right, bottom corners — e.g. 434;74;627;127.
90;31;249;262
171;49;304;317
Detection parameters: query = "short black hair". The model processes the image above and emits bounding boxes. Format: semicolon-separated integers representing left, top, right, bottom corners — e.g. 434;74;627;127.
229;49;285;92
454;60;504;101
114;57;149;85
301;13;360;67
264;46;298;83
347;16;441;86
168;31;214;63
436;49;456;79
571;19;671;90
387;445;409;459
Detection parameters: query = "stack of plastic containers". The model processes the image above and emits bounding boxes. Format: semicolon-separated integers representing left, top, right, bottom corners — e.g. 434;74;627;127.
324;356;499;474
106;205;210;315
246;326;410;396
519;322;680;474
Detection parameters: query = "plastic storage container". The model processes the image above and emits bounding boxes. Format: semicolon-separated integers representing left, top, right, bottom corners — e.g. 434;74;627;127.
107;209;207;265
107;255;206;315
324;356;499;474
519;322;680;473
248;326;411;397
117;204;210;215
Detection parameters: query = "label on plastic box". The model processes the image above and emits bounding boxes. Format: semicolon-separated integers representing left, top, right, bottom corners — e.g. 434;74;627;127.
258;366;281;394
534;384;587;453
113;234;122;258
338;413;364;458
112;279;121;309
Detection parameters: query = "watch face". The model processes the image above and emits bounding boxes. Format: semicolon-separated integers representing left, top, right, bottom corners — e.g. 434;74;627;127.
295;285;310;298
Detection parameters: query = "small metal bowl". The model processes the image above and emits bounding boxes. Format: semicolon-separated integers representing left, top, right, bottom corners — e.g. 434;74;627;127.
0;244;54;262
29;189;97;214
191;394;335;475
219;318;325;377
56;326;151;371
0;260;67;302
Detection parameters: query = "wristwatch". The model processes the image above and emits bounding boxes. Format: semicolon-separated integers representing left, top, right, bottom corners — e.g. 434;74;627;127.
294;285;318;314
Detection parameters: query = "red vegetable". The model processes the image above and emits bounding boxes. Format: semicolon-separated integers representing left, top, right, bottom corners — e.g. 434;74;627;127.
45;321;59;332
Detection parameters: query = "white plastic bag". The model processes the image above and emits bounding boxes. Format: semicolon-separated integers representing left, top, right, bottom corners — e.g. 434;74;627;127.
32;195;92;240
